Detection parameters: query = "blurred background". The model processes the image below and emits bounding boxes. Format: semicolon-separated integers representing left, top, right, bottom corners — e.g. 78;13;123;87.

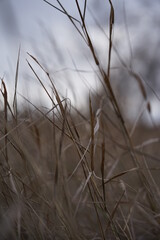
0;0;160;125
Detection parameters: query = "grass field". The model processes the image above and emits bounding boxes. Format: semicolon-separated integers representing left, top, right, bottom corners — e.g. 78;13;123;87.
0;1;160;239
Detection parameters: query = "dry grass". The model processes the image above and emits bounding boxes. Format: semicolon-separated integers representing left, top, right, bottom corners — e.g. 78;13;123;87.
0;1;160;239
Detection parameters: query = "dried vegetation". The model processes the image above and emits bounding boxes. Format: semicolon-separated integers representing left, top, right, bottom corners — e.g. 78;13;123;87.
0;1;160;239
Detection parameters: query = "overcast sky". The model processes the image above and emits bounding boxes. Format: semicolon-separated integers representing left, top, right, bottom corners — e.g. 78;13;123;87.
0;0;160;124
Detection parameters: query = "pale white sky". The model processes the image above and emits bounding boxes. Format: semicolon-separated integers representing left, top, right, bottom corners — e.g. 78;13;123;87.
0;0;160;125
